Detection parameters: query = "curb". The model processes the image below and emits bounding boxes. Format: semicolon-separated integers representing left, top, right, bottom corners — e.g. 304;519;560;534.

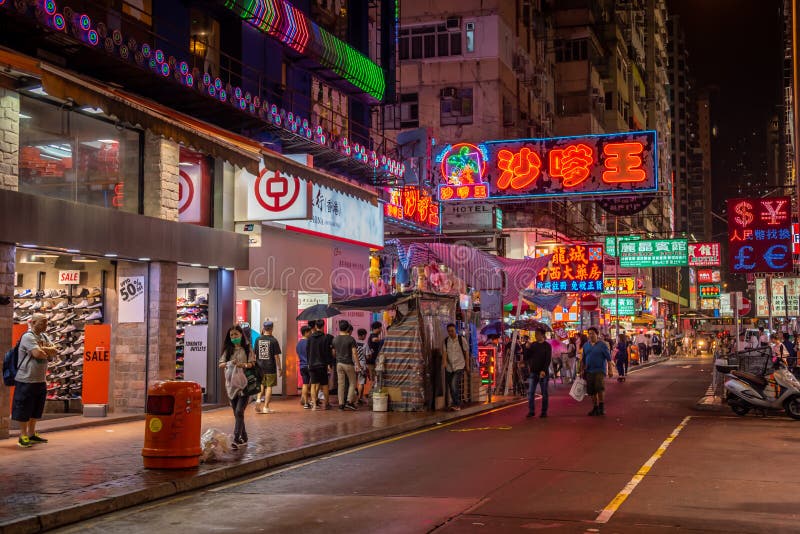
1;397;523;534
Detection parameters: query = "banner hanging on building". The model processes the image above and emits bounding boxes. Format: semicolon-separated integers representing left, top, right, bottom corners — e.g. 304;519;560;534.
727;197;792;273
436;131;658;201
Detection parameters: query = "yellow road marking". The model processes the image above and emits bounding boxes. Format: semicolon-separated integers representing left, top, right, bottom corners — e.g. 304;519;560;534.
449;426;512;432
595;415;692;524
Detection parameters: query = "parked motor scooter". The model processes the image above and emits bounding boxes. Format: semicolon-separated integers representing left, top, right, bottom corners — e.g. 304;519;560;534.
718;359;800;419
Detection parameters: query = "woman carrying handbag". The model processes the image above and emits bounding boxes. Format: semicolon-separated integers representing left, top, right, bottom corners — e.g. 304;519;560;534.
218;325;256;449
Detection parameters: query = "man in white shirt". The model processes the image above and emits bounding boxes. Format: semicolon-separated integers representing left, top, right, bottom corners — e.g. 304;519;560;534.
444;323;468;411
635;330;648;361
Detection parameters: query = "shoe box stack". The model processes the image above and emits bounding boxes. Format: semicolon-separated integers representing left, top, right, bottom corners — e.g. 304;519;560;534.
176;295;208;380
13;287;104;401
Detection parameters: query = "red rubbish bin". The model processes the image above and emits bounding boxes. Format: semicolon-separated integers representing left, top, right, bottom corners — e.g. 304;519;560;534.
142;380;202;469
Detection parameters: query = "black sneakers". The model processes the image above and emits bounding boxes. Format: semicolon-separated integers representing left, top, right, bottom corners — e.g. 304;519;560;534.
28;434;48;443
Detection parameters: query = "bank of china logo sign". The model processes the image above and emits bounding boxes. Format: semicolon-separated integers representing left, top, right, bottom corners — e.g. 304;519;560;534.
235;165;310;222
255;168;302;212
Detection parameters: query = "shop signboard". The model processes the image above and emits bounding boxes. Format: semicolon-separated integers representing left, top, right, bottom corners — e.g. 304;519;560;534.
600;296;636;316
697;269;721;284
118;276;145;323
605;235;640;257
727;197;792;273
534;244;604;292
436;131;658;201
619;238;688;268
384;187;441;232
754;277;800;316
793;223;800;254
178;148;212;225
688;242;721;267
82;324;111;405
700;298;719;310
699;284;721;299
234;164;312;222
183;325;208;389
284;183;384;248
477;346;496;387
58;270;80;285
601;277;636;294
441;203;499;231
720;293;733;317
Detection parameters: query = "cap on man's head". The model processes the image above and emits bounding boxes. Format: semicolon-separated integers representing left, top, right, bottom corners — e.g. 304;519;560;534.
263;320;274;328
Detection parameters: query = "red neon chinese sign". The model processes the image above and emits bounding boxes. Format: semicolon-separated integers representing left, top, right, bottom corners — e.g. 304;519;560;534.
535;244;604;292
384;187;440;231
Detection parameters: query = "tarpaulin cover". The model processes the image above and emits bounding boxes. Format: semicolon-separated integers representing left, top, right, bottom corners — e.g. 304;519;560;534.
382;311;425;412
392;241;552;301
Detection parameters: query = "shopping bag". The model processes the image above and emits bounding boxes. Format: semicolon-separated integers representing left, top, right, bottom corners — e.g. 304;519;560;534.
243;366;261;397
569;377;587;402
226;363;247;399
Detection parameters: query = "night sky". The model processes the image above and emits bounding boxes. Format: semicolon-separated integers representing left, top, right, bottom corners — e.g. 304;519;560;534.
668;0;784;213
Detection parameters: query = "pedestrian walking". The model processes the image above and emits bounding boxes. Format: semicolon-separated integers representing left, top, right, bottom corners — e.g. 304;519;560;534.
12;313;58;448
582;327;613;416
218;325;256;448
307;320;334;410
635;330;648;362
523;327;552;418
355;328;370;404
614;333;630;382
444;323;468;411
254;321;282;414
333;320;360;411
564;336;578;383
367;321;383;396
297;325;312;409
781;332;796;370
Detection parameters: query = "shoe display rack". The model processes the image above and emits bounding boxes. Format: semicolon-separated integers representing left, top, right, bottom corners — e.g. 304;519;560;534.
13;287;105;402
176;293;208;380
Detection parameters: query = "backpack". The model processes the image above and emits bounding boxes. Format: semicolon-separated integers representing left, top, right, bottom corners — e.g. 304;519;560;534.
3;338;27;387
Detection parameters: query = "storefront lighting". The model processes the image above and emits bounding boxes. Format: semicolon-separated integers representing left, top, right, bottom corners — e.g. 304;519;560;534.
18;113;31;119
21;254;45;264
190;263;201;267
80;106;105;114
35;253;60;258
19;244;36;248
138;257;151;261
104;253;118;258
66;249;80;253
208;266;219;269
224;267;235;271
27;86;48;96
96;139;119;144
72;256;97;263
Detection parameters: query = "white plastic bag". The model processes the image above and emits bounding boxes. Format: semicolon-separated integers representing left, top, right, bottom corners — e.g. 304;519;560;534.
569;377;587;402
200;428;232;463
225;362;247;399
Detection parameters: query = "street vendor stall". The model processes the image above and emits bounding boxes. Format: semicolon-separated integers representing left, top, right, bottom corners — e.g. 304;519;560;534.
335;291;462;411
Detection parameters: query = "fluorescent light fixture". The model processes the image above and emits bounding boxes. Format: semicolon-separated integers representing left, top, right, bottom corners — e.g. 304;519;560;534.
28;86;48;96
104;253;118;258
224;267;235;271
190;263;201;267
18;113;31;119
208;266;219;269
34;253;60;258
72;256;98;263
66;249;80;254
138;257;151;261
237;287;247;291
96;139;119;144
21;255;45;264
178;162;194;167
81;106;105;114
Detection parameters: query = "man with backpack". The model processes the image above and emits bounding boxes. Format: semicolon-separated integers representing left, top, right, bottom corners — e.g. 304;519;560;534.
444;323;468;411
11;314;58;447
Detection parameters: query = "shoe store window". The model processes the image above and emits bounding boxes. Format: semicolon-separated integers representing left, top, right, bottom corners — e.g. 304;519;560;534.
18;94;142;213
177;266;211;391
13;248;110;416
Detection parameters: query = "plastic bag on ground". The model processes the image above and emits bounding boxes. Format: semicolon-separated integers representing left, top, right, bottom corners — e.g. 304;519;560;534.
200;428;233;463
569;377;587;402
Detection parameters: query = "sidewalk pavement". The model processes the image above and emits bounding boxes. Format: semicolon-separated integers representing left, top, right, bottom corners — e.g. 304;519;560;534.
0;395;520;534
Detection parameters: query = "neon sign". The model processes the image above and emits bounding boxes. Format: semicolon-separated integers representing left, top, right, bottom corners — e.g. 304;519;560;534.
727;197;792;273
699;284;721;299
535;244;604;292
688;242;721;267
383;187;440;232
435;131;657;201
602;277;636;295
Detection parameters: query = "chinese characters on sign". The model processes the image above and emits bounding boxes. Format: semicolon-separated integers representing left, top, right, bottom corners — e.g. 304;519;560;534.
436;131;657;201
535;244;604;292
687;242;721;267
755;277;800;316
605;235;641;257
477;346;496;387
600;297;636;316
619;239;688;268
699;284;721;299
602;277;636;295
697;269;721;284
727;197;793;273
384;187;441;231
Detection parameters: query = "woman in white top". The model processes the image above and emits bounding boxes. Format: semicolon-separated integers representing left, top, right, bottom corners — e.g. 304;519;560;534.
218;325;256;448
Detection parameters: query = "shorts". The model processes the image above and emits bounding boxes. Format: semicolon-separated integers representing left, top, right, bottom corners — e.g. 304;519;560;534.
12;381;47;422
309;367;328;385
299;367;310;385
585;371;606;396
261;373;277;387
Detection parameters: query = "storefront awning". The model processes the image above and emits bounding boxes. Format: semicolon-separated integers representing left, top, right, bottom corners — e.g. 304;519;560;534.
38;64;262;174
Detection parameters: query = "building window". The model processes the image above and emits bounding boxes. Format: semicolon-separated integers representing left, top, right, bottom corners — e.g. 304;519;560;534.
555;39;588;62
440;87;473;126
18;95;142;213
385;93;419;129
400;24;462;60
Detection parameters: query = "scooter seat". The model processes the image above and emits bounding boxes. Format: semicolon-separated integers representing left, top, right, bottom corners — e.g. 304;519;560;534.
731;370;767;388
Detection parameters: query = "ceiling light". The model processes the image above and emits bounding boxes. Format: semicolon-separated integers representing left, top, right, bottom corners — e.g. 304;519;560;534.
18;113;31;119
66;249;80;254
19;244;36;248
104;253;118;258
208;266;219;269
27;86;48;96
21;255;45;264
190;263;201;267
72;256;98;263
138;257;151;261
81;106;105;114
224;267;235;271
96;139;119;144
35;253;60;258
178;162;194;166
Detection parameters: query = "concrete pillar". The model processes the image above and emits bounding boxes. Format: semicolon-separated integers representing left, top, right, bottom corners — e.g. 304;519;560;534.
0;88;19;192
143;131;180;221
0;243;15;438
148;261;178;382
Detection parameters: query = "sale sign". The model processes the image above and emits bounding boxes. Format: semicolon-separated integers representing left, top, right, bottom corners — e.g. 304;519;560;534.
436;131;658;201
58;270;80;285
534;244;604;292
688;242;721;267
118;276;145;323
727;197;792;273
82;324;111;405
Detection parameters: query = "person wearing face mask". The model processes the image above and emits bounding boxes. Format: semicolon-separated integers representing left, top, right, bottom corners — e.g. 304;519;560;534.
218;325;256;448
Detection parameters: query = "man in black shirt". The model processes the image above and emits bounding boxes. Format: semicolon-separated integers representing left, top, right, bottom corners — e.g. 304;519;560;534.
255;321;282;414
523;327;552;418
306;320;334;410
332;320;360;410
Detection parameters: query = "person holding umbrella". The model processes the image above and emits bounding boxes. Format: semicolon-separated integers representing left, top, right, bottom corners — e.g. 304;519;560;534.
297;304;340;411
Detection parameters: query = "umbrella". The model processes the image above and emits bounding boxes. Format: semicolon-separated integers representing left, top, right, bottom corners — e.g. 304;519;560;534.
509;319;551;331
503;301;532;313
480;320;506;336
296;304;341;321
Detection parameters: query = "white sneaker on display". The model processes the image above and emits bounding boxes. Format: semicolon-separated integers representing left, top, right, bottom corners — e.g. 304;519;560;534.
73;300;89;309
59;325;76;334
84;310;103;321
52;301;67;310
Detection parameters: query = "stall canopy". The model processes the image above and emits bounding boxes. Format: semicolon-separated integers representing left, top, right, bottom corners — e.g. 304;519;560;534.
334;292;416;311
393;242;552;301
